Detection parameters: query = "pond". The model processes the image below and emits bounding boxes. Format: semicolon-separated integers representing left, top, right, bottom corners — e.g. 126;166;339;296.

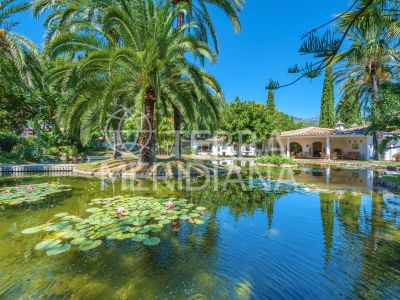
0;168;400;299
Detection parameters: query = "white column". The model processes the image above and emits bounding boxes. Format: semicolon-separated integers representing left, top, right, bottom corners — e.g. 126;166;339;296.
326;166;331;185
326;137;331;160
286;138;290;158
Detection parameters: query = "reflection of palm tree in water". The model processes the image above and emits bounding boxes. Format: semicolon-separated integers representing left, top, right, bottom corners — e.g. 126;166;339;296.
351;191;400;298
337;192;361;234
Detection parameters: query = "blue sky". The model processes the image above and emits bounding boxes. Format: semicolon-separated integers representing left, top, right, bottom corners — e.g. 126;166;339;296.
13;0;350;118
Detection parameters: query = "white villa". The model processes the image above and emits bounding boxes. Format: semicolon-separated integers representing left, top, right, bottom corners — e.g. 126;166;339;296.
189;122;400;161
189;136;258;157
280;122;399;161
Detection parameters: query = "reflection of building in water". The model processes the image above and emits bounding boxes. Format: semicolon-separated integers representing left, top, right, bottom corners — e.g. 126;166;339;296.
211;160;256;167
296;168;374;190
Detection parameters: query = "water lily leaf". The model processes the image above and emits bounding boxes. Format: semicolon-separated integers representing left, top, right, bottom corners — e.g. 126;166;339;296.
195;219;205;225
54;212;69;218
79;240;102;251
21;226;42;234
34;239;61;251
132;234;149;242
71;237;87;245
196;207;206;211
180;215;190;220
46;243;71;256
143;237;161;246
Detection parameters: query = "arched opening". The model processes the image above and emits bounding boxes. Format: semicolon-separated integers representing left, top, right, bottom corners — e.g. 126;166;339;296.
312;142;323;157
290;142;302;156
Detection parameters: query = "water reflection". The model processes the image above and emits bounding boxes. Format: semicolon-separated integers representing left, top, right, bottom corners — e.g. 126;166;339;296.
0;170;399;298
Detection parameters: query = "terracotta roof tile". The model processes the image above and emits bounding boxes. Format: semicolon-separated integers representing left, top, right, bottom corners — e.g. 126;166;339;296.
280;126;368;137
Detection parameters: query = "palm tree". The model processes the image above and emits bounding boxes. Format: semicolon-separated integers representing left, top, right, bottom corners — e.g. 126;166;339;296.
0;0;40;86
47;0;223;165
171;0;244;159
335;25;398;159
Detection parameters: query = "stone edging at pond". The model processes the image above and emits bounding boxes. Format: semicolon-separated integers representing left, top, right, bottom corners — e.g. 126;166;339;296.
0;164;75;173
288;159;400;172
73;163;239;179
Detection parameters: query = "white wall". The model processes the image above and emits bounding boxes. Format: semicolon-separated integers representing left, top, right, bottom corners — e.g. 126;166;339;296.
284;136;370;159
383;139;400;161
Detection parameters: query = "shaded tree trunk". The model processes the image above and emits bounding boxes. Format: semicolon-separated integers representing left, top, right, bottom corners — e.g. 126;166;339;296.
174;105;182;159
172;5;185;160
139;87;156;165
113;129;122;159
370;68;381;161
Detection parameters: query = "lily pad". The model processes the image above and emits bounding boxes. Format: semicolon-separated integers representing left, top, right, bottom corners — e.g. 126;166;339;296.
79;240;102;252
21;226;43;234
143;237;161;246
54;212;69;218
46;244;71;256
132;234;149;242
34;239;61;251
25;195;208;255
0;183;71;210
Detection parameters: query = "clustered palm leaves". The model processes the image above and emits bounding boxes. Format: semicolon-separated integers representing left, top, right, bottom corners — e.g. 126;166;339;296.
0;0;40;86
291;0;400;159
45;0;223;164
32;0;244;160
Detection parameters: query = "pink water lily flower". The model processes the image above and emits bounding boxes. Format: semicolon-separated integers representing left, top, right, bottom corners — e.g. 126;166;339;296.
116;207;125;218
27;185;34;192
200;210;205;216
3;191;10;195
165;201;175;210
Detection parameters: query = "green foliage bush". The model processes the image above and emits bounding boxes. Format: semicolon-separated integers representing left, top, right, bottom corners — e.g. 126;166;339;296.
59;146;78;159
256;155;295;166
20;145;43;162
0;133;20;152
46;146;61;156
182;147;193;155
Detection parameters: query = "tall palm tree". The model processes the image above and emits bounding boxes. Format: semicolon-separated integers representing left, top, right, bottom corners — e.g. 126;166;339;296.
0;0;40;86
48;0;223;165
335;25;398;159
171;0;245;159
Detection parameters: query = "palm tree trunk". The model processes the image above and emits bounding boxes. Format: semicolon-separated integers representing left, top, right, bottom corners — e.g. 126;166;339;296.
113;129;122;159
371;69;381;161
174;105;182;159
139;87;156;165
172;5;185;160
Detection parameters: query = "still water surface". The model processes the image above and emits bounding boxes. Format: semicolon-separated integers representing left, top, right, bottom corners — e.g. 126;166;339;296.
0;168;399;299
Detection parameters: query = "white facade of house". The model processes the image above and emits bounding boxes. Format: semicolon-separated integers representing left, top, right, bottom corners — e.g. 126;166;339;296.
279;124;399;161
190;137;258;157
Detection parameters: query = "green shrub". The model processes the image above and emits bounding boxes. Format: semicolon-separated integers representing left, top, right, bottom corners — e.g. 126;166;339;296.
256;155;295;166
59;145;78;159
46;146;61;156
0;133;20;152
20;145;43;162
182;147;193;155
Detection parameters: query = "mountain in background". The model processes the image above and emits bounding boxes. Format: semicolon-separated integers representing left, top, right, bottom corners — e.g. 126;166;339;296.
292;115;319;127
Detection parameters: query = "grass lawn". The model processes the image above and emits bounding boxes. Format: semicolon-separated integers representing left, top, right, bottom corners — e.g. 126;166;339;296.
0;153;33;164
75;156;231;176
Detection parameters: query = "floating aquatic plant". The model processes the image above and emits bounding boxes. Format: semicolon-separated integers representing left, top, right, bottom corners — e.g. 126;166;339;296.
247;179;311;194
22;196;207;256
0;183;71;210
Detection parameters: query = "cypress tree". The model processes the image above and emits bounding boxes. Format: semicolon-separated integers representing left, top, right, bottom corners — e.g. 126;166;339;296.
336;91;362;128
319;64;335;128
266;79;275;111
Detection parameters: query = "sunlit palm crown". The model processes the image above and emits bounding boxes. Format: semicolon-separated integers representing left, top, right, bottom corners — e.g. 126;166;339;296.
0;0;41;86
45;0;223;143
